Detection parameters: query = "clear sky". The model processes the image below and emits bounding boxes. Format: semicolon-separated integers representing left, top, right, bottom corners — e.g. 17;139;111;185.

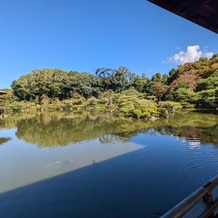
1;0;217;88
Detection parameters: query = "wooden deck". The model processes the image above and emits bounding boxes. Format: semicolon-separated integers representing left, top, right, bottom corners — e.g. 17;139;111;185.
161;176;218;217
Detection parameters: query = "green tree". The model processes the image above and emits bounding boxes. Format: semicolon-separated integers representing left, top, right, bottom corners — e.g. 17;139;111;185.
95;66;134;92
197;89;218;108
196;70;218;91
151;72;161;82
173;88;199;104
131;74;148;93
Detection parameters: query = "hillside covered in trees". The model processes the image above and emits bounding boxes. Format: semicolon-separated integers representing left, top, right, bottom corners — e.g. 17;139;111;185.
2;54;218;118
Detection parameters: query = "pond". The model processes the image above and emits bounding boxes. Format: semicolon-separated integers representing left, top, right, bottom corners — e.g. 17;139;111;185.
0;110;217;217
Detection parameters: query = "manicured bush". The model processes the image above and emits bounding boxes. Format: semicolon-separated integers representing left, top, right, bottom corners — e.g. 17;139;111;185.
159;101;182;110
132;109;142;118
157;108;168;117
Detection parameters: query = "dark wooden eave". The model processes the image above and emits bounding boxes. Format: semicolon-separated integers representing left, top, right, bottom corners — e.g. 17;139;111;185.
0;91;7;95
148;0;218;34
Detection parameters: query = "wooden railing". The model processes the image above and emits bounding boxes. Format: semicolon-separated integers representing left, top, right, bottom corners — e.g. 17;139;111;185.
161;176;218;218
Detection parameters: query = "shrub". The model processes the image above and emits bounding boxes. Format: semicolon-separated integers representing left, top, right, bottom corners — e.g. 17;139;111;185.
132;109;142;118
157;108;168;117
141;111;151;118
159;101;182;110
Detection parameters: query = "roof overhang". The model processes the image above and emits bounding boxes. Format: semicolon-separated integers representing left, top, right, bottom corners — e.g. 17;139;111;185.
0;91;7;95
148;0;218;34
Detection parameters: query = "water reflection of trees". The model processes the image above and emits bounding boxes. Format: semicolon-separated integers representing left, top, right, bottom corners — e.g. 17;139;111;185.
14;113;151;147
0;137;11;145
1;111;217;147
153;111;218;146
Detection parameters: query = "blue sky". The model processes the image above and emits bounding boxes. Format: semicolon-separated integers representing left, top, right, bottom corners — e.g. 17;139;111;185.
1;0;217;88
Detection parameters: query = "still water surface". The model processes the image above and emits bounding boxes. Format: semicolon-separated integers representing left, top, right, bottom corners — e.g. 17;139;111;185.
0;111;217;217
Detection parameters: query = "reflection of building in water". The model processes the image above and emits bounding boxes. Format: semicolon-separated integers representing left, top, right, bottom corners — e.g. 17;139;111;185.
188;138;201;148
177;136;201;148
177;136;186;143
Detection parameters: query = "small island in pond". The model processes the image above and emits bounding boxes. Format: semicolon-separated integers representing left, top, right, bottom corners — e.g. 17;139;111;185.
0;54;217;119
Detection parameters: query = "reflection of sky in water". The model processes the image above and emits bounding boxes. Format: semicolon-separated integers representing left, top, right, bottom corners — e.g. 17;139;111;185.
0;128;143;193
0;126;218;217
0;128;16;138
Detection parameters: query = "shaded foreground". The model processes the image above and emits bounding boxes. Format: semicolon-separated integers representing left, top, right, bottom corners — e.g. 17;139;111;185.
1;143;215;218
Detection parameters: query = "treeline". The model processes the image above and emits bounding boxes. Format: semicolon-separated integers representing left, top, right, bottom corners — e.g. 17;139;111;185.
2;54;218;117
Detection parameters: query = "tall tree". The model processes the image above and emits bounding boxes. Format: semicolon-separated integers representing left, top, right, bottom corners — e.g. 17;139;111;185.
151;82;167;101
95;66;134;92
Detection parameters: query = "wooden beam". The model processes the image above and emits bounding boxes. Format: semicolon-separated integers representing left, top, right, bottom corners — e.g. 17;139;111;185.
147;0;218;34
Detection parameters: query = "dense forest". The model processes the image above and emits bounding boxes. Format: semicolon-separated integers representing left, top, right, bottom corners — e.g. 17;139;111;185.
1;54;218;118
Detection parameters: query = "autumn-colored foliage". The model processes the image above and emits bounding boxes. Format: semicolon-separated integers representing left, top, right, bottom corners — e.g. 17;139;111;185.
3;54;218;111
170;72;200;91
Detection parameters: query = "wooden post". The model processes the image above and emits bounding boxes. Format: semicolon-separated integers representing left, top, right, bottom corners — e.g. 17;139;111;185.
203;190;213;204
